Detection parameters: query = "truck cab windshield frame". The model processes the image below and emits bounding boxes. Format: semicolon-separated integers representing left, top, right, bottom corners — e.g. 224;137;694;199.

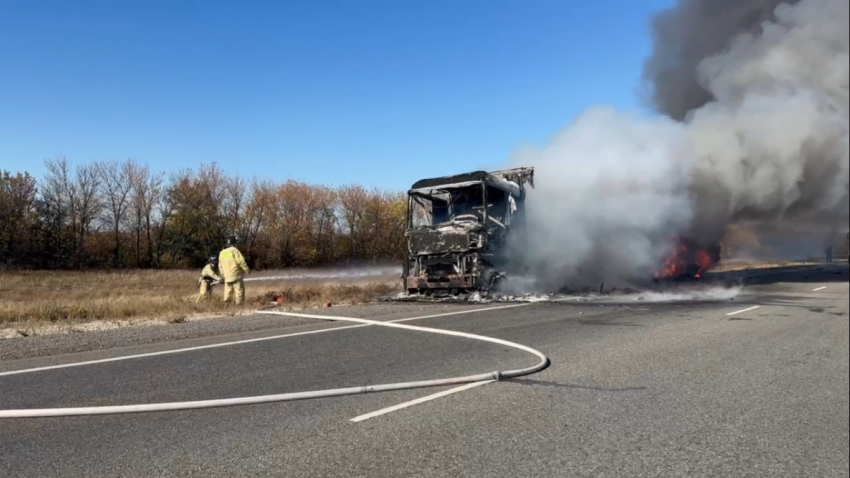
402;168;533;296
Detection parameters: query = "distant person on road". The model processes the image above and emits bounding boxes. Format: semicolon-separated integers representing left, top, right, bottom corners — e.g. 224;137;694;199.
197;256;223;302
825;244;834;263
219;236;250;305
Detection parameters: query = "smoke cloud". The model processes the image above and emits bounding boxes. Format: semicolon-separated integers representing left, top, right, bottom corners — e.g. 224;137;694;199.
643;0;799;121
512;0;849;290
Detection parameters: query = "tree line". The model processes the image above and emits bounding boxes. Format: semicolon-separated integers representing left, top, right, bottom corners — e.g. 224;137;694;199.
0;158;408;270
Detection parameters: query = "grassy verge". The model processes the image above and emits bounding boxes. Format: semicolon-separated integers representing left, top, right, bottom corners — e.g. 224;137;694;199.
0;270;401;328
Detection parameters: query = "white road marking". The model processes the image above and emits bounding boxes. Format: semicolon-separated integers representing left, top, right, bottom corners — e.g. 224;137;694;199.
350;380;496;423
0;303;531;377
1;307;548;418
0;324;366;377
726;305;761;317
812;286;828;292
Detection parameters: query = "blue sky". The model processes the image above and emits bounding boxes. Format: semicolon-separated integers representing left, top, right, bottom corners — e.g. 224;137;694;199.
1;0;673;190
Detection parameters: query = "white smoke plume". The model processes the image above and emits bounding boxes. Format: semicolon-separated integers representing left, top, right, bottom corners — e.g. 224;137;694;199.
512;0;848;290
513;109;694;289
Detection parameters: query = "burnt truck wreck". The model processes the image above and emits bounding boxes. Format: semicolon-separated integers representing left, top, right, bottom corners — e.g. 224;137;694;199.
402;167;535;296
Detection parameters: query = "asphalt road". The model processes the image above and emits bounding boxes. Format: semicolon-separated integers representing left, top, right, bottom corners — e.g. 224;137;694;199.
1;264;847;477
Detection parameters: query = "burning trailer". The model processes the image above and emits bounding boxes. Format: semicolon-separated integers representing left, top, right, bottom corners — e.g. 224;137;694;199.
402;167;534;296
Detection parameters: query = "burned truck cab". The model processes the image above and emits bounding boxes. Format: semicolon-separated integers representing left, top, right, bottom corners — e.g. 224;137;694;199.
402;167;534;295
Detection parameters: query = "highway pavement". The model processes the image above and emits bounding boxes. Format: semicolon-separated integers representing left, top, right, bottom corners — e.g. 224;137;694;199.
0;263;847;477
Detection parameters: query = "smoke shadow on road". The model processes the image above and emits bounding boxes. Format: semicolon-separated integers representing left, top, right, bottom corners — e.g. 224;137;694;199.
707;262;848;287
748;295;846;311
577;319;643;327
505;378;646;392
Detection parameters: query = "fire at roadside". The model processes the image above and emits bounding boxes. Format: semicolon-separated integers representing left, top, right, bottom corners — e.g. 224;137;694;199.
389;165;740;303
653;237;722;281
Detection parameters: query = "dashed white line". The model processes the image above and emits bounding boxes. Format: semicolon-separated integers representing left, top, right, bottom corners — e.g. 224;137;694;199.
350;380;496;422
726;305;761;317
812;286;828;292
0;303;531;377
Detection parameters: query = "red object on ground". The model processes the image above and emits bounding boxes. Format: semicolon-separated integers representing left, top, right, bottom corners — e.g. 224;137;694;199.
323;302;332;308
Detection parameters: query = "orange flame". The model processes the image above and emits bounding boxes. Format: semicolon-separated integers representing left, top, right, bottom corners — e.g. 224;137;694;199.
655;237;719;280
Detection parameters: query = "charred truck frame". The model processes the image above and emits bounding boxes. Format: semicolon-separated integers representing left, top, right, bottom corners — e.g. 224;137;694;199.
402;167;535;296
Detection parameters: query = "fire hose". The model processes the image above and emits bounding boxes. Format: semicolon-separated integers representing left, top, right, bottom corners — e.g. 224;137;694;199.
0;310;549;418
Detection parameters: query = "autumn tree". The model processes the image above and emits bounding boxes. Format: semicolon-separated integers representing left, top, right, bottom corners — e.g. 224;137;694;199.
96;160;135;267
2;159;410;270
238;180;275;267
162;164;228;266
311;185;339;265
0;171;38;267
222;175;247;237
74;163;102;266
338;185;369;261
40;157;76;267
129;164;164;267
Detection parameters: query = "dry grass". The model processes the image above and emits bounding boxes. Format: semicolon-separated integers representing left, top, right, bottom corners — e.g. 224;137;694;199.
3;258;829;328
0;270;402;327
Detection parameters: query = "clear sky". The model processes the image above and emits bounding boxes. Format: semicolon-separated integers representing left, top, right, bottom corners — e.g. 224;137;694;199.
1;0;673;190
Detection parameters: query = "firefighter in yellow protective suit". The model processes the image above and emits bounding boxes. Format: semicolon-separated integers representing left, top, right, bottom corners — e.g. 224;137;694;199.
219;236;250;305
197;256;223;302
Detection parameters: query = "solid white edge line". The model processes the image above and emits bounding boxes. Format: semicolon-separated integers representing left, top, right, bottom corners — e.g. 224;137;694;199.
0;305;547;418
812;286;828;292
0;324;368;377
726;305;761;316
0;303;530;378
350;380;496;423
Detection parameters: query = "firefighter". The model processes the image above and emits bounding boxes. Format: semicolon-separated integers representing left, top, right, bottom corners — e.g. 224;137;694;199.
197;256;222;302
219;236;250;305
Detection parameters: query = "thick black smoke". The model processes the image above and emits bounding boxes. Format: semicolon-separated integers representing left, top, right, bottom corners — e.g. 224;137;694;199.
683;0;849;244
644;0;799;120
510;0;848;290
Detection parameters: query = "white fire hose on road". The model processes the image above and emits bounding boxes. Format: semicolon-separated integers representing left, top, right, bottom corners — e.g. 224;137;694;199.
0;310;549;419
